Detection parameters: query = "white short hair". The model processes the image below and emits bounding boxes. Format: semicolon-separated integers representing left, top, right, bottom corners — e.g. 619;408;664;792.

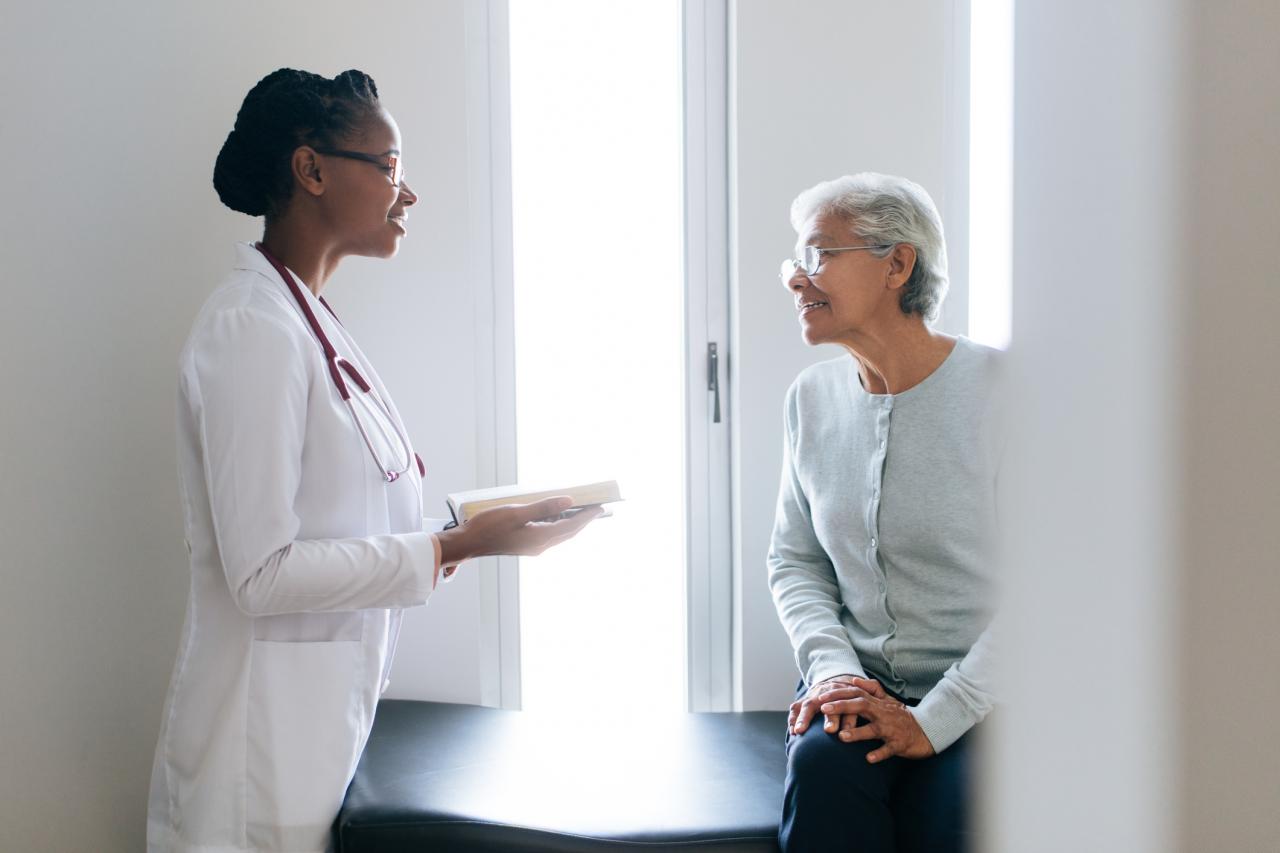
790;173;949;323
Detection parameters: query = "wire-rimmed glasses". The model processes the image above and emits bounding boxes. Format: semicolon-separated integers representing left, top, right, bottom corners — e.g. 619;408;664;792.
779;244;893;282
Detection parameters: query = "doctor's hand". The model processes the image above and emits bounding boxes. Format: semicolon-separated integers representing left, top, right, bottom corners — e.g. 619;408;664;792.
435;497;603;569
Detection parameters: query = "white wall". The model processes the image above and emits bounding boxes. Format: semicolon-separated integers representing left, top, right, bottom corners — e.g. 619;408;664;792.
994;1;1280;850
0;2;489;849
992;2;1185;848
728;0;965;710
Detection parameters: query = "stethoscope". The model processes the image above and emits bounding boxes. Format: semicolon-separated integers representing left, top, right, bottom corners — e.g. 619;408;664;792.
255;243;425;485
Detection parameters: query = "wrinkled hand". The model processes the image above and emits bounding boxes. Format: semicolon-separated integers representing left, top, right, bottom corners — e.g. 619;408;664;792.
788;675;883;738
816;682;935;763
437;497;603;569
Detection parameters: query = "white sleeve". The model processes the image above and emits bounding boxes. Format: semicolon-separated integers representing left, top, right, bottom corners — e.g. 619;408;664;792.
767;383;866;685
424;519;450;586
188;306;439;615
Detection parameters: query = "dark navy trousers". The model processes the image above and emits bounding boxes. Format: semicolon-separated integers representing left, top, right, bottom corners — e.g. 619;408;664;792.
779;684;979;853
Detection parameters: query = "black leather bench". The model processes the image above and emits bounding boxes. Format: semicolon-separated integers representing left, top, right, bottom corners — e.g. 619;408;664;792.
336;700;787;852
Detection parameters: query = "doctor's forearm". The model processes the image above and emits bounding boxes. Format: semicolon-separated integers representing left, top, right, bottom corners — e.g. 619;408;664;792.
230;533;438;614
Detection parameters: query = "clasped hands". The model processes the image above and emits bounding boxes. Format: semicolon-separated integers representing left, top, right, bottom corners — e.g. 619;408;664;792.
787;675;935;763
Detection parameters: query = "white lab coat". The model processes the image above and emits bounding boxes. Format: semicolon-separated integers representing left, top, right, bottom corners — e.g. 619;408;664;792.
147;243;440;853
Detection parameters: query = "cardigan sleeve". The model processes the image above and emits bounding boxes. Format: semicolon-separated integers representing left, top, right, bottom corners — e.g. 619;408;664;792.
910;613;998;752
767;381;867;685
912;388;1007;752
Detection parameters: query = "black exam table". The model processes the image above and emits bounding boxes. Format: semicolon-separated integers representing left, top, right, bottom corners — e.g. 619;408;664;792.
335;700;788;852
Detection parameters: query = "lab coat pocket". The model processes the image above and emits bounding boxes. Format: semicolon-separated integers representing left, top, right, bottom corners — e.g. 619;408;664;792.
246;639;365;852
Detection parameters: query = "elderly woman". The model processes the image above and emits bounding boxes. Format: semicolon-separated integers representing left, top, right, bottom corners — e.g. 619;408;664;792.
768;173;1000;853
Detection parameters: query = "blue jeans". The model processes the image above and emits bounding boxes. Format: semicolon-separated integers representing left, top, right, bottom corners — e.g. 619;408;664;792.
779;682;978;853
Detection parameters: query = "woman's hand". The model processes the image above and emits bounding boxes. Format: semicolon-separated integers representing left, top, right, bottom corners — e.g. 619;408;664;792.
435;497;603;568
788;675;884;737
817;683;936;763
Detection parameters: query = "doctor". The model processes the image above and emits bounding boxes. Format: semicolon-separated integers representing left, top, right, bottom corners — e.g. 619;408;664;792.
147;68;600;853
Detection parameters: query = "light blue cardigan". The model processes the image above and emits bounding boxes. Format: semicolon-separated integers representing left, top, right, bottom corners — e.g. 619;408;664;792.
768;337;1005;752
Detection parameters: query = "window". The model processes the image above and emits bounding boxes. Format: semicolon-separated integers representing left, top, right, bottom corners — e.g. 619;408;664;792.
509;0;688;714
968;0;1014;348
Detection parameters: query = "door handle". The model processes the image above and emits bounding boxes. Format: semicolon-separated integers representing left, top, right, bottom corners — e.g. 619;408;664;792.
708;342;721;424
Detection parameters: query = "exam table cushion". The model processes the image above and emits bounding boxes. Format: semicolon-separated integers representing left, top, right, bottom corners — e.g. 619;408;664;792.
336;700;787;852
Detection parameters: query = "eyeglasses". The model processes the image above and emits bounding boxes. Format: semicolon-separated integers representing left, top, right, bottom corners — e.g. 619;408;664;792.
779;244;892;282
314;148;405;187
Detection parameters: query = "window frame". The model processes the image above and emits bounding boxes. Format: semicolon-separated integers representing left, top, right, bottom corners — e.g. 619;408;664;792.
938;0;972;339
469;0;734;712
683;0;734;712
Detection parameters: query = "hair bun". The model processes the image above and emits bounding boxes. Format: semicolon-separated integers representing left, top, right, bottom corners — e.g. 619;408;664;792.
213;128;270;217
332;69;379;101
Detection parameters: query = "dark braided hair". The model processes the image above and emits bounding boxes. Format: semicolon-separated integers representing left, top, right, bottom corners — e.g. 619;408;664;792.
213;69;382;218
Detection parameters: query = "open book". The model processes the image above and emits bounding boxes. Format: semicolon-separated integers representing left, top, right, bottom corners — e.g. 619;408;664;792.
445;480;622;526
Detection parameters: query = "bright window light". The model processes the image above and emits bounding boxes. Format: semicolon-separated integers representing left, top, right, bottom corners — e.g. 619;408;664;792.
969;0;1014;349
509;0;686;714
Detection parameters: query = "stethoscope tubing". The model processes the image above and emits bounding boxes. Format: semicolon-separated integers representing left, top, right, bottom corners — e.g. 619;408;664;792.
254;243;423;484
